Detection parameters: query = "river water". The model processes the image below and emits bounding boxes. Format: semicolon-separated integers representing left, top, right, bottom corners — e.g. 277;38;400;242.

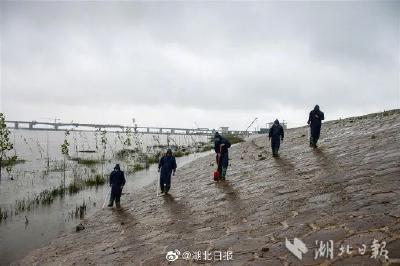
0;129;210;265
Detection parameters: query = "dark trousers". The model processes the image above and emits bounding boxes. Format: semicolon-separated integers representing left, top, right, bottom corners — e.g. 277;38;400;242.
109;186;122;205
160;173;172;192
310;125;321;146
271;139;280;156
217;152;229;179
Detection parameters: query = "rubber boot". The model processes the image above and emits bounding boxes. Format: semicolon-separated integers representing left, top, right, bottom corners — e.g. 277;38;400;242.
221;167;227;180
116;202;121;209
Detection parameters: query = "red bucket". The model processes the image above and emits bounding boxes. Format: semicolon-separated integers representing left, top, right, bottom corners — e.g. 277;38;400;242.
213;170;220;181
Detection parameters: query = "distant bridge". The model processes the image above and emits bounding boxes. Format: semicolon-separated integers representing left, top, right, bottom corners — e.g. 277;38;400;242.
5;120;256;136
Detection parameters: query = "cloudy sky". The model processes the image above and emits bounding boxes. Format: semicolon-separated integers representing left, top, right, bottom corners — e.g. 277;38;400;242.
0;1;399;130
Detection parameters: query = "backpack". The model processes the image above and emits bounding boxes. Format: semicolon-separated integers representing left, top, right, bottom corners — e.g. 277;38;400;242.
222;137;231;148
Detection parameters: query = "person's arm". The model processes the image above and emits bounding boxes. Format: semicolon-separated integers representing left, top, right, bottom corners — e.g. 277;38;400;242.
109;172;113;187
307;111;312;125
281;126;284;141
320;111;325;121
269;127;273;140
220;143;225;150
172;157;177;175
121;171;126;187
214;141;219;153
224;138;231;148
158;157;163;172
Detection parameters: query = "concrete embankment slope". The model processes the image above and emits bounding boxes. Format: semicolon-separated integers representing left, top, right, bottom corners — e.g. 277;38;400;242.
16;110;400;266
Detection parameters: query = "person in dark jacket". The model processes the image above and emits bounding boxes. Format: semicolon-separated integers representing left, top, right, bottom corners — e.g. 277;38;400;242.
269;119;284;157
307;105;325;148
108;164;126;208
214;132;231;180
158;149;177;194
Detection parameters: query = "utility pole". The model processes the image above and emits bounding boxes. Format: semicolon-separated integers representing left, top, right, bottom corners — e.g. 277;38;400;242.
245;118;258;135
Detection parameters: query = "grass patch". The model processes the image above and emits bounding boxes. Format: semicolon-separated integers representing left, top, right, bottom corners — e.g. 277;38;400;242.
173;150;192;157
133;164;145;171
48;161;65;172
0;158;25;167
200;145;213;152
174;150;185;157
3;173;109;222
126;163;146;175
50;186;65;197
224;134;245;145
68;182;80;194
116;149;139;160
78;159;101;165
0;207;8;221
78;150;96;153
153;144;168;149
40;188;58;205
84;174;106;186
69;157;102;165
145;153;161;165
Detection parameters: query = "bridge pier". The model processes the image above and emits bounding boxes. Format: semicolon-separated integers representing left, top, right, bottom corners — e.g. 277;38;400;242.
14;122;19;129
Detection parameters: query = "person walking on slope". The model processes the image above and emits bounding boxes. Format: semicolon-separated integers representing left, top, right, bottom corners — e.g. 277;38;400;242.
269;119;284;157
214;132;231;181
307;105;325;148
108;164;126;208
158;149;177;194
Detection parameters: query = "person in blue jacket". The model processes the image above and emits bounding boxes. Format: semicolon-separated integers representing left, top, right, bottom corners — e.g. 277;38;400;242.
269;119;284;157
108;164;126;208
214;132;231;180
158;149;177;194
307;105;325;148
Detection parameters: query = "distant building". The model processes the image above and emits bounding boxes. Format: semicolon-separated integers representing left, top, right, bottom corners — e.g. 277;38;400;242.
219;127;229;134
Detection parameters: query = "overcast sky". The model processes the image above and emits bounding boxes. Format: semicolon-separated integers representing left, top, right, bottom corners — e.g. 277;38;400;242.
0;1;399;130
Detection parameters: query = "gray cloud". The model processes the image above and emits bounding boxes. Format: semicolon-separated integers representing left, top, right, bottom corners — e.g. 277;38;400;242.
1;1;399;129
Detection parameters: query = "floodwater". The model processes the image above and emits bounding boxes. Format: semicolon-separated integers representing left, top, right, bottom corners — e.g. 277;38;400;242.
0;129;210;265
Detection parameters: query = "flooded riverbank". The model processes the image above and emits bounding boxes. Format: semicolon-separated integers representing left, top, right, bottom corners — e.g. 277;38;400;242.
0;129;210;264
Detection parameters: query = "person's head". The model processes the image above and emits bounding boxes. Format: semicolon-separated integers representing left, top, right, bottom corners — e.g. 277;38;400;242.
114;164;120;171
166;149;172;156
314;105;320;111
274;119;280;125
214;132;221;141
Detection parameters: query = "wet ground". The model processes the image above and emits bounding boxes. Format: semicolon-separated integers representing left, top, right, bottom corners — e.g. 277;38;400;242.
14;110;400;266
